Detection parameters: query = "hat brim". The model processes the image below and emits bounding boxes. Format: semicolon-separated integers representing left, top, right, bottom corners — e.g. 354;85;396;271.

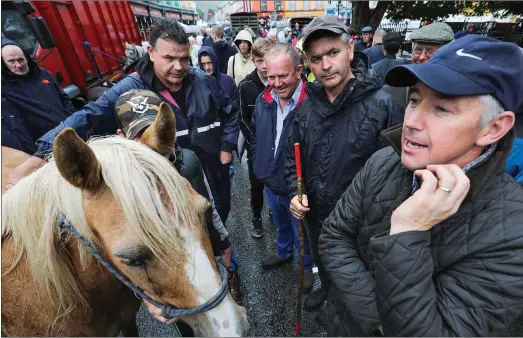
303;27;345;50
384;63;492;97
123;115;157;140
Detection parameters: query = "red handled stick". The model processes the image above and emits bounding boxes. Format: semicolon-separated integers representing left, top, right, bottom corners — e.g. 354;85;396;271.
294;143;305;336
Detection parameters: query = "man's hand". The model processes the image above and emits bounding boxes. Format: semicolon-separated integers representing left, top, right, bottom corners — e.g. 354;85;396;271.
222;247;232;269
6;156;46;190
143;297;177;324
390;164;470;235
290;194;310;220
220;151;232;165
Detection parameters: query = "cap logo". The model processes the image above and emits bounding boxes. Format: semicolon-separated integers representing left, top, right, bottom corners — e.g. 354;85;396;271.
127;96;150;114
456;48;482;60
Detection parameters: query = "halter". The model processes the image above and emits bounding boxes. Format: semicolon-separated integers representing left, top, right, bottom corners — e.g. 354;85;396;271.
57;212;229;319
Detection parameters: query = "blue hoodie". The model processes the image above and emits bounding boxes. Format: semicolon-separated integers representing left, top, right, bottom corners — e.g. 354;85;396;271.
198;46;237;101
506;137;523;184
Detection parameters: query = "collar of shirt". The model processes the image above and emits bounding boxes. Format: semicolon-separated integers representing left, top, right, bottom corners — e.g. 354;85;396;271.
270;79;303;111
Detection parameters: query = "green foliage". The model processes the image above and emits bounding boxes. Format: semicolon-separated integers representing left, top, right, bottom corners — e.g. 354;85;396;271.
385;1;523;22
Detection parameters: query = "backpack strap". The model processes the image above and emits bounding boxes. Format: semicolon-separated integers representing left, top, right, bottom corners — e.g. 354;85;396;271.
232;55;236;81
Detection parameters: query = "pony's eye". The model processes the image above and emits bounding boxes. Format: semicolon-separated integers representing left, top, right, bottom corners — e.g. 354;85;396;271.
123;258;146;267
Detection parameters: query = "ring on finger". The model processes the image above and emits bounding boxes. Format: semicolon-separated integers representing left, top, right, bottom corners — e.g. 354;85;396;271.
438;186;451;193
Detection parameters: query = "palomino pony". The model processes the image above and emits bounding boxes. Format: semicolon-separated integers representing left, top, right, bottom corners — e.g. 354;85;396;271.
1;105;249;336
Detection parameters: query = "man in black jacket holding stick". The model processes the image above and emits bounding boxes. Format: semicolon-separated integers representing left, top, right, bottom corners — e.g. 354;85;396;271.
285;15;403;312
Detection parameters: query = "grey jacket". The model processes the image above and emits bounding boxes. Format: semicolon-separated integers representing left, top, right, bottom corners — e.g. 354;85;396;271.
319;125;523;336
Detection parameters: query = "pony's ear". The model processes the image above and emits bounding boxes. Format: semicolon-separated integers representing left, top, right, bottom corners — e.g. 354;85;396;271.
141;102;176;157
53;128;103;192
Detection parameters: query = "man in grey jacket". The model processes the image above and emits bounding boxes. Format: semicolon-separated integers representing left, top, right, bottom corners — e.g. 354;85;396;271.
318;35;523;336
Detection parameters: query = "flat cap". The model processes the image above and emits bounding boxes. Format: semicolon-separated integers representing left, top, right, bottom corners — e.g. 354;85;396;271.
409;22;454;44
361;26;373;33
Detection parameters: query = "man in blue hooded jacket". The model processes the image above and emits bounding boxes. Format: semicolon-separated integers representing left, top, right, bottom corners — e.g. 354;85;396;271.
198;46;237;102
6;21;239;224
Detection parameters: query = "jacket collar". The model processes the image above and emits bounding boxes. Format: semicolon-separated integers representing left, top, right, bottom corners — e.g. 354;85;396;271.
381;124;516;198
262;76;307;106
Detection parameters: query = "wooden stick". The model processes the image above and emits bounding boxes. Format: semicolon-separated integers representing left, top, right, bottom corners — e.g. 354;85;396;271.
294;143;304;336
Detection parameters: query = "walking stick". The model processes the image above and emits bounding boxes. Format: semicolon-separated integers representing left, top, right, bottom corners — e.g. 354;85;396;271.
294;143;305;336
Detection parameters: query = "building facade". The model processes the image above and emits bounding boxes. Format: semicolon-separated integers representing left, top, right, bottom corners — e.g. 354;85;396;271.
214;0;326;21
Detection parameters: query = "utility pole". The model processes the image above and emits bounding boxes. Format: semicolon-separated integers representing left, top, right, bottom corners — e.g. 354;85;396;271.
337;0;341;17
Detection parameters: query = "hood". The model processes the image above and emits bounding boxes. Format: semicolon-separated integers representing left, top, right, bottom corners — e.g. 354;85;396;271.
308;53;383;111
198;46;220;78
234;30;253;47
1;38;39;80
196;35;204;46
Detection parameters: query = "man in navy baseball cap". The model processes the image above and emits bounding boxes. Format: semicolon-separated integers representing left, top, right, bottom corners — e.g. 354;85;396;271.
386;34;522;113
317;34;523;336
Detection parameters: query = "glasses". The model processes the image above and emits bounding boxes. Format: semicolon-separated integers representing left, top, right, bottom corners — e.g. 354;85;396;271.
412;47;437;57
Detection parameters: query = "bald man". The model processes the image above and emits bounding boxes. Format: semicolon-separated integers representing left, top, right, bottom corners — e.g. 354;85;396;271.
1;38;74;152
365;29;386;65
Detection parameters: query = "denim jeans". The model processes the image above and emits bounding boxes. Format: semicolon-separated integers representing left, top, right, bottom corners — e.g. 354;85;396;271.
265;188;313;271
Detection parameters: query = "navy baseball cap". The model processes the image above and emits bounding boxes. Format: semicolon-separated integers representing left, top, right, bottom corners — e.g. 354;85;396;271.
385;35;523;112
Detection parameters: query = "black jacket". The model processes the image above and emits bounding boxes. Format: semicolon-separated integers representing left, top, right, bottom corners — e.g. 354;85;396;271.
211;40;237;75
2;38;74;146
171;144;230;256
372;55;411;81
284;58;404;224
236;69;267;146
319;126;523;336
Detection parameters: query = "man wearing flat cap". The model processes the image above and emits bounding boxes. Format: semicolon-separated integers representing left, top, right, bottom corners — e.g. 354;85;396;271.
384;22;454;108
318;35;523;336
354;25;374;51
285;15;403;311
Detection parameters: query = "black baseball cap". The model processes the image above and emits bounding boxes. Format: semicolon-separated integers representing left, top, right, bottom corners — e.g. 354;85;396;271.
385;35;523;112
302;15;348;51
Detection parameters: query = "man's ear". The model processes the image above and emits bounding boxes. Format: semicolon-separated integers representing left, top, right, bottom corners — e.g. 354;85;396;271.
296;64;303;79
147;45;154;62
475;111;515;147
348;39;354;62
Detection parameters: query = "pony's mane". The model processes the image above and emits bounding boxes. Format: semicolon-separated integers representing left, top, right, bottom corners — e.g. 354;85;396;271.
2;136;196;321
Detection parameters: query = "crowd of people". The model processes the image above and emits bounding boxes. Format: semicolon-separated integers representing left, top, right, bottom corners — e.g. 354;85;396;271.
2;13;523;336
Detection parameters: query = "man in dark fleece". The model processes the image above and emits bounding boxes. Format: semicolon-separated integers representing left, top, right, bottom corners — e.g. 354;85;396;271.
1;38;74;150
198;46;237;101
211;26;237;74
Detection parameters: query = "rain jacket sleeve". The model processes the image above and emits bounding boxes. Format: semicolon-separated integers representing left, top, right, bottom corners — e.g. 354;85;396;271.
35;75;144;156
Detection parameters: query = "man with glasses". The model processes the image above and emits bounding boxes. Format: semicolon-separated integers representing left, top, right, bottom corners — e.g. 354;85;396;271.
383;22;454;108
410;22;454;64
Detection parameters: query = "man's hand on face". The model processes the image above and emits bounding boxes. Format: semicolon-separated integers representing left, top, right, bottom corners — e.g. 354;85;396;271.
5;156;46;191
220;151;232;165
390;164;470;235
290;194;310;220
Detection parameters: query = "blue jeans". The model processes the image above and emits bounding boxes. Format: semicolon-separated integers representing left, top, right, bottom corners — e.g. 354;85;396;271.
265;188;313;271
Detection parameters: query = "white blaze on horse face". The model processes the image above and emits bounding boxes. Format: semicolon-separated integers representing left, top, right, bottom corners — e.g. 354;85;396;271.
180;227;249;337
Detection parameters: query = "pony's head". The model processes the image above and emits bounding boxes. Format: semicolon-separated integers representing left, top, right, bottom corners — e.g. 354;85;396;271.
2;109;249;336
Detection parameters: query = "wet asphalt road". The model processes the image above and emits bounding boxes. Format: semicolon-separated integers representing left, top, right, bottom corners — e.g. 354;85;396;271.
135;155;523;337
